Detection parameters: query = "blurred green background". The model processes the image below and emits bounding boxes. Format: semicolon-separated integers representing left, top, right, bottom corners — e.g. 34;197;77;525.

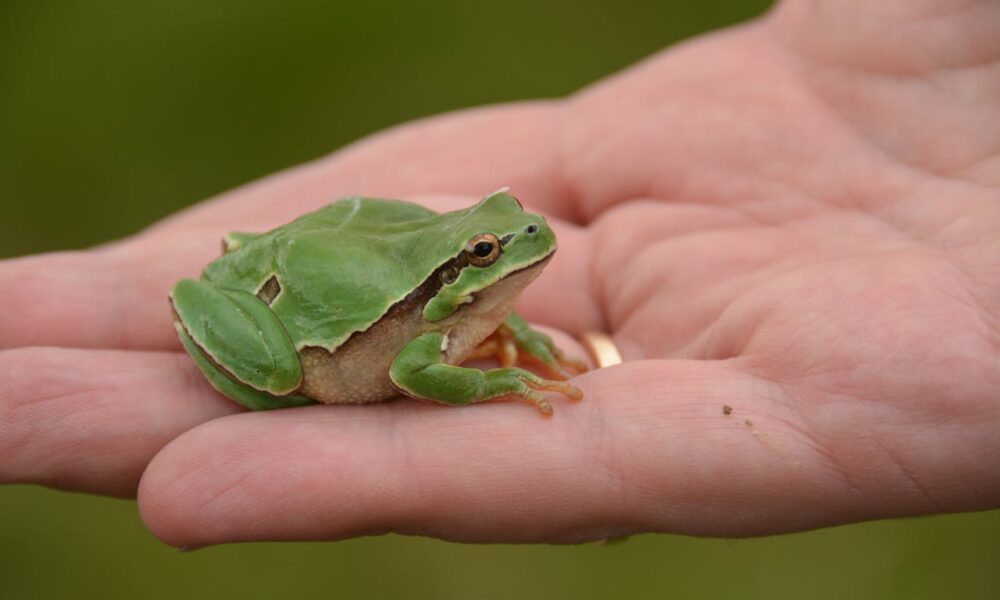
1;1;997;598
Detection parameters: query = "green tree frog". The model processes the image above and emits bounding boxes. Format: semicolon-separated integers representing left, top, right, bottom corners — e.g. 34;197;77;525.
170;190;584;415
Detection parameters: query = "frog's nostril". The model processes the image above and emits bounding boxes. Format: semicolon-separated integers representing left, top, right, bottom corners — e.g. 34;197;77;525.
526;225;537;234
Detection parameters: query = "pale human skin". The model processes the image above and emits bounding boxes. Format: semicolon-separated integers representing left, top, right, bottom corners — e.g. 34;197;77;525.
0;0;997;547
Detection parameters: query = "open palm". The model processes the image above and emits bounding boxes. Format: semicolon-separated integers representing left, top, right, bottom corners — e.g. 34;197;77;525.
2;0;997;546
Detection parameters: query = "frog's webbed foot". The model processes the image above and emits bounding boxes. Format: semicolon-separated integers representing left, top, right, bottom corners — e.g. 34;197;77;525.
517;376;584;415
467;312;588;380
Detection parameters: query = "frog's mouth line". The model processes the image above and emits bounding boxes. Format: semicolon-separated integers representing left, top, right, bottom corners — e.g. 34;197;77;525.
463;249;555;299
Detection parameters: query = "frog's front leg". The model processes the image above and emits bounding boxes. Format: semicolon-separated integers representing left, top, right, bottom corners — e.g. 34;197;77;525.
389;332;582;415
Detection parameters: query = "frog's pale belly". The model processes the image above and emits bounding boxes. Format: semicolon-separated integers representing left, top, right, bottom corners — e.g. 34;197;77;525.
296;260;546;404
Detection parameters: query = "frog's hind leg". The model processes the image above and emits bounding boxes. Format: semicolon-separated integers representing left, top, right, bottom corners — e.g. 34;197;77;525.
462;329;518;367
465;313;588;379
175;322;315;410
170;278;315;410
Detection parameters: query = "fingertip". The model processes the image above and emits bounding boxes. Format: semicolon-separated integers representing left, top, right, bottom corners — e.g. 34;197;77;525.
136;421;218;547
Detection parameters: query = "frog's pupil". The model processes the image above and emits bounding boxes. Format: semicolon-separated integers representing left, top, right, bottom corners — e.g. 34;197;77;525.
526;225;537;234
474;241;494;257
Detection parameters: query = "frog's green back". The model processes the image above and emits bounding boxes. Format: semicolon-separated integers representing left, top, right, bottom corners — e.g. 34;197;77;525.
201;194;534;351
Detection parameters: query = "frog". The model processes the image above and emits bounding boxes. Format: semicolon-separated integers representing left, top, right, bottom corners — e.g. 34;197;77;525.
169;189;585;415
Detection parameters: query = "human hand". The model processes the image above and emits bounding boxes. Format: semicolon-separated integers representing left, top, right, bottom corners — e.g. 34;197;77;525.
2;0;997;546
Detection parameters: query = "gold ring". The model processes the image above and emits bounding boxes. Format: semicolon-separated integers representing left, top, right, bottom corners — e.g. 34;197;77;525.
578;331;623;369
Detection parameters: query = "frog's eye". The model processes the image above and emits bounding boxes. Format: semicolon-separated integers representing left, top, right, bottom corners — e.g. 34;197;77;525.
465;233;501;267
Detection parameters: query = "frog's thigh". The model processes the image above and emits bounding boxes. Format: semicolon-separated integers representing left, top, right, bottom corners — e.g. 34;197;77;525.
175;321;315;410
170;278;303;396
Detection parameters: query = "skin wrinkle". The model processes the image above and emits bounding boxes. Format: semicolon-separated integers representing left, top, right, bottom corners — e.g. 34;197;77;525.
192;451;265;515
933;257;1000;352
921;247;998;360
392;424;562;541
0;387;101;483
686;268;800;360
0;348;236;495
770;68;933;194
682;273;784;359
572;375;630;533
589;210;774;347
772;0;1000;74
639;367;834;536
560;63;683;221
716;218;996;400
813;68;998;182
386;405;436;531
322;422;411;539
935;234;1000;350
732;369;817;443
871;427;945;512
361;410;465;535
778;341;983;512
10;402;120;493
890;0;987;24
742;355;940;513
629;223;822;359
743;374;855;473
767;19;1000;186
775;387;873;502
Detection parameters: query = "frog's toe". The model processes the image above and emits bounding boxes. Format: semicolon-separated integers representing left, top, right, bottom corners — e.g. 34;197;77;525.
510;331;587;380
553;352;589;378
513;378;581;415
522;390;554;416
524;378;584;402
524;347;589;381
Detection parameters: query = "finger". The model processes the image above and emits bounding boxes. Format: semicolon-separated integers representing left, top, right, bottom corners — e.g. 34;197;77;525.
0;197;603;351
0;237;215;350
138;359;872;547
0;347;238;497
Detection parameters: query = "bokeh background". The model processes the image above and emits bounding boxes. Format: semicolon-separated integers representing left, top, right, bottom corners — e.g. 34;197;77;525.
2;1;998;598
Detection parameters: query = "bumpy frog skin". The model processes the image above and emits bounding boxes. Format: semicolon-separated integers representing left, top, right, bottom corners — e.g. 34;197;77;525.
170;190;584;415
